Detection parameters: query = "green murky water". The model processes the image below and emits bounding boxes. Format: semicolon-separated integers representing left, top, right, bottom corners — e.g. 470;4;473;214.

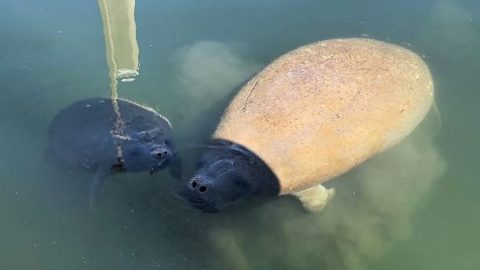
1;0;479;269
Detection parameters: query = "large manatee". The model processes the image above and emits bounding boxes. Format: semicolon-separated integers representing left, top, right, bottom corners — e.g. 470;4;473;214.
48;97;179;208
180;38;434;212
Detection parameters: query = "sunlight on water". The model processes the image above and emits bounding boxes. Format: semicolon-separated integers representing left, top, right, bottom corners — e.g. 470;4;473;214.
0;0;479;269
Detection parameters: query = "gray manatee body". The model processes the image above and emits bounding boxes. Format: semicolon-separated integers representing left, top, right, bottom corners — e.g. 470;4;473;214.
48;97;179;208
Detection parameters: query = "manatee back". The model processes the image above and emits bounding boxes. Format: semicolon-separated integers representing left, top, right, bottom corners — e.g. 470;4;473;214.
213;38;433;194
48;97;172;172
48;98;117;171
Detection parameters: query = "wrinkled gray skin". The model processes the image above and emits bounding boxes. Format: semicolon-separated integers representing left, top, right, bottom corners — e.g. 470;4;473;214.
180;140;279;213
48;97;179;208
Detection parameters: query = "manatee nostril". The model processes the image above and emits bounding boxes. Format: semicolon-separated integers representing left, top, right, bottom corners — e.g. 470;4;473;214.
155;151;169;159
191;180;198;188
199;185;207;193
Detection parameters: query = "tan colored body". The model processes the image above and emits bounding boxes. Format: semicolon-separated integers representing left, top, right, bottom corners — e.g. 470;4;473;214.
214;38;433;195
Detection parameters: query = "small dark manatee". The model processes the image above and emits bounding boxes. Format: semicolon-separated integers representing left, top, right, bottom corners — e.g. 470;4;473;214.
180;139;279;213
48;97;180;209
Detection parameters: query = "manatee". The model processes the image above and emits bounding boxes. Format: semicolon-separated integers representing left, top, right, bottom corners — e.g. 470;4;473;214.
48;97;179;208
180;38;434;212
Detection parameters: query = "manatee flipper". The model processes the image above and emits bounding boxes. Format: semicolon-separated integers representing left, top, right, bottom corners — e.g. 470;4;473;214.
293;184;335;212
89;169;108;210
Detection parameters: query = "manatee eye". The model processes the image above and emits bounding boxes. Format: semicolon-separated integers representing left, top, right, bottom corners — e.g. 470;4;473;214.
199;185;207;193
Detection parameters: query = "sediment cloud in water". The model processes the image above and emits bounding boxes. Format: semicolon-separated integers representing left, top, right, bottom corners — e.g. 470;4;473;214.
419;0;480;67
209;113;446;270
173;41;260;109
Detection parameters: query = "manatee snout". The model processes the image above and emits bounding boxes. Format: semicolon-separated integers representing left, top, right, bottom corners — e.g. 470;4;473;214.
181;171;248;213
180;140;279;213
151;145;172;159
181;175;219;212
189;175;211;194
180;151;246;213
148;140;182;179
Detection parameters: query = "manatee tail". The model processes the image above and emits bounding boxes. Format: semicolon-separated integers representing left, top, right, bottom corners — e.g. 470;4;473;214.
89;170;108;210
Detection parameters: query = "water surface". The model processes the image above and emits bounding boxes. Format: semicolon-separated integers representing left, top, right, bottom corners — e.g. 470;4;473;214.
1;0;479;269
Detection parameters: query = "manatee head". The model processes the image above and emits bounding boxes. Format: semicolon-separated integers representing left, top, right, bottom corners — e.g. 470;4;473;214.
180;140;278;212
118;127;180;177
